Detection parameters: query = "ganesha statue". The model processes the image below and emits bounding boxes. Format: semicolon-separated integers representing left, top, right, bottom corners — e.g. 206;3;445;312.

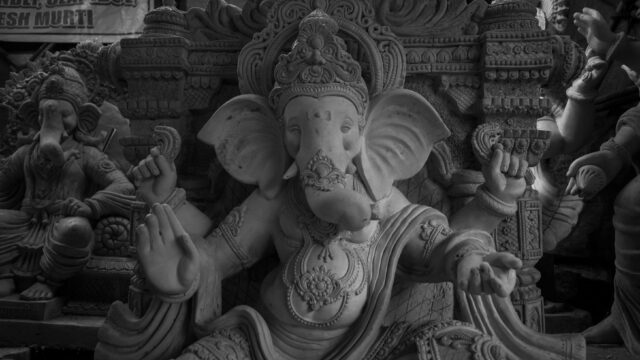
0;63;134;301
97;10;551;360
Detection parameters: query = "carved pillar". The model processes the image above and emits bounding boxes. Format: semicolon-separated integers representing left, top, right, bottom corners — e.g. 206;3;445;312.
477;0;584;332
494;187;545;331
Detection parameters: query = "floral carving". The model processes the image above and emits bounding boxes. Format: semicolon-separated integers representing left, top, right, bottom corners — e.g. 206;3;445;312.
295;265;343;311
301;150;347;192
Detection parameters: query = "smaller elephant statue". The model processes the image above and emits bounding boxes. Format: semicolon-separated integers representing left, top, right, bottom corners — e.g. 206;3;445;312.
0;63;134;301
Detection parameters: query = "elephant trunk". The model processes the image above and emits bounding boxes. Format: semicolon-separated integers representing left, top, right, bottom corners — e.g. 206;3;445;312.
38;101;66;167
299;149;372;231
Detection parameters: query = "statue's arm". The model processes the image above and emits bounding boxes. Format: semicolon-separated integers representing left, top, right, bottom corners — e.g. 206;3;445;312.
541;55;607;158
83;146;135;218
188;189;279;334
196;189;279;280
387;189;494;284
0;145;28;208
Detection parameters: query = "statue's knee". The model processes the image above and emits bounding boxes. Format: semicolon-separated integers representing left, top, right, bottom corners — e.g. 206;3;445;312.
54;217;94;248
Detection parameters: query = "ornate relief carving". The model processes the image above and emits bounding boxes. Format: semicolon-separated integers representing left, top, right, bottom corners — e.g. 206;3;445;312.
186;0;269;42
373;0;487;37
301;150;348;192
152;125;182;163
238;0;405;98
211;206;251;269
282;239;367;327
94;216;131;257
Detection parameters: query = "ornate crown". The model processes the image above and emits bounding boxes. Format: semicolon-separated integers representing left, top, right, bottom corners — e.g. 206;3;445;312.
38;64;89;111
268;10;369;124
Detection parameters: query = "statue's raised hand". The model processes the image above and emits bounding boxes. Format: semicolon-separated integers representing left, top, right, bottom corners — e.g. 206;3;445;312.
565;151;619;198
482;144;528;204
457;251;522;297
137;204;200;296
132;147;177;206
573;8;617;56
570;55;608;94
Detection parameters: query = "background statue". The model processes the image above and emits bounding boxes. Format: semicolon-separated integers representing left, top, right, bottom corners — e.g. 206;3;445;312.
566;7;640;356
0;63;134;301
535;52;608;251
107;10;531;360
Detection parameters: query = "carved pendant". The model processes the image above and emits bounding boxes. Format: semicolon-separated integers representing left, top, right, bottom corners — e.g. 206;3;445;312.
282;237;367;327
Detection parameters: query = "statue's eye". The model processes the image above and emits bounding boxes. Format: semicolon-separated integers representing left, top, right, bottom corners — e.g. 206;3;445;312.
341;118;354;133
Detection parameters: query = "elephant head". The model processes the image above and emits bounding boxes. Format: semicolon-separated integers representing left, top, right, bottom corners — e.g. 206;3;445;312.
18;64;101;169
198;10;450;231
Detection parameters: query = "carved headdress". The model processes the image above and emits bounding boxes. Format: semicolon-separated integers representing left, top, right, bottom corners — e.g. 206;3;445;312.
37;64;89;112
268;10;369;125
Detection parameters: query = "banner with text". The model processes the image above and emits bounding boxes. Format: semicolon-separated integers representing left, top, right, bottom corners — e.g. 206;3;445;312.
0;0;151;42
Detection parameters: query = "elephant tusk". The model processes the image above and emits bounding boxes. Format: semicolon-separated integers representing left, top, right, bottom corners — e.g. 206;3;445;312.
282;162;298;180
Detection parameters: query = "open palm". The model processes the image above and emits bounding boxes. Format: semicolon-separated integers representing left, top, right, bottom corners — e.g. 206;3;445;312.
137;204;200;296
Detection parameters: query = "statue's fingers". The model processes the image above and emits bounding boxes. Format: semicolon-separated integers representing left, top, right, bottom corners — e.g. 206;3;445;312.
145;211;161;250
507;155;520;177
564;177;577;195
145;157;161;176
150;147;173;174
136;224;151;255
622;65;640;84
566;157;587;177
456;261;471;291
137;159;151;178
517;159;529;178
153;203;174;245
569;180;581;196
490;144;504;171
177;233;198;263
582;7;603;21
490;276;508;297
485;252;523;270
479;262;493;293
501;149;511;173
131;166;144;184
468;268;482;295
164;204;187;239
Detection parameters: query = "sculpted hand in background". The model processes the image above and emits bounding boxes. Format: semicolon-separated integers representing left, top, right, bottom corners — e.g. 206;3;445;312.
60;197;93;218
457;252;522;298
132;147;177;205
456;145;525;297
573;8;617;56
482;143;528;204
136;204;200;296
565;65;640;198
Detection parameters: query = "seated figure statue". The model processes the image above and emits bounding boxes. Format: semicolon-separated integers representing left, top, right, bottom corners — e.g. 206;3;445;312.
567;7;640;356
535;52;607;251
0;62;134;301
122;10;531;360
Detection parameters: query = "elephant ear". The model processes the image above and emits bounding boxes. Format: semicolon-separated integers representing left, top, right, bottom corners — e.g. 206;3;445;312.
197;94;289;199
17;99;39;130
358;89;451;201
77;103;102;134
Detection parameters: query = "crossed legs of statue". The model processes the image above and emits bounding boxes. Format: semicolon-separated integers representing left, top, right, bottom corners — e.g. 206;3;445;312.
583;175;640;356
8;216;95;300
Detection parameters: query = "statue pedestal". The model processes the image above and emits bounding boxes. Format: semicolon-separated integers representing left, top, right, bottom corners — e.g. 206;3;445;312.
0;315;103;349
0;295;64;321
